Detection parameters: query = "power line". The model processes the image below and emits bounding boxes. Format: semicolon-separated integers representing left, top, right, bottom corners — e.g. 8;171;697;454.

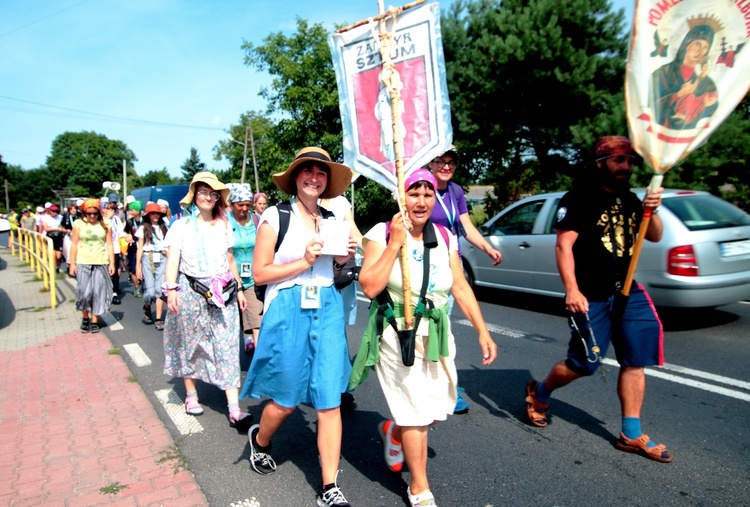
0;0;91;39
0;95;226;132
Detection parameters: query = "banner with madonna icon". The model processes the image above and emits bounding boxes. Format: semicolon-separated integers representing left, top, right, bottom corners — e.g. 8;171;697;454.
626;0;750;174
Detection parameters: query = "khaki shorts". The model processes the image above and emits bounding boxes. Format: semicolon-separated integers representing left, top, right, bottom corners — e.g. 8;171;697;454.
241;285;263;333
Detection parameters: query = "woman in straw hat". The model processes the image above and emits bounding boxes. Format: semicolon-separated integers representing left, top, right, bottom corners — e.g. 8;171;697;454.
240;147;356;507
161;172;253;432
353;169;497;507
68;198;115;334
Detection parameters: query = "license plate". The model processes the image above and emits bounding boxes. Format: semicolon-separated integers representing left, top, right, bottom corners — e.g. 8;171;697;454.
720;239;750;257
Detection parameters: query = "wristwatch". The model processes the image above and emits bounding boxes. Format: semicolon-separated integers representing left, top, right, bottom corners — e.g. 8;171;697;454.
333;260;345;270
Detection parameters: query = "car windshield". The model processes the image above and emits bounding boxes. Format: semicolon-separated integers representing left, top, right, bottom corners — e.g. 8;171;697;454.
663;194;750;231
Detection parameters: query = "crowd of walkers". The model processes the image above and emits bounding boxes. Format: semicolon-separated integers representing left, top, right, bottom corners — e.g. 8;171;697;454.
7;135;672;506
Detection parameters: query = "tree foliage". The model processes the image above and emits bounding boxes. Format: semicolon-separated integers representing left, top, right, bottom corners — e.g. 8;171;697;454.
180;147;207;183
140;168;177;187
213;111;283;196
45;131;137;199
239;18;395;229
223;1;750;224
242;19;342;157
443;0;629;212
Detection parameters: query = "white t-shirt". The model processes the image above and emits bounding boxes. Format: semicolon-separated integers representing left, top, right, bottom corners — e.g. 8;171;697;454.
165;216;234;278
319;195;351;220
106;216;124;254
363;222;456;310
135;224;167;252
260;204;336;311
41;213;63;235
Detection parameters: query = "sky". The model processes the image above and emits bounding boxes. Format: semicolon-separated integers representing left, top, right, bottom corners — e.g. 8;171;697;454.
0;0;634;180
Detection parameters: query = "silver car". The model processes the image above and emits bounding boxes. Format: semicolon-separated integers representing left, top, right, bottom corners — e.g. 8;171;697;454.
460;189;750;308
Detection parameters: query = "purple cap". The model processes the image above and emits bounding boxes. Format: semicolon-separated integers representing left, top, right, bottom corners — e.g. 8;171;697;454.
404;168;437;191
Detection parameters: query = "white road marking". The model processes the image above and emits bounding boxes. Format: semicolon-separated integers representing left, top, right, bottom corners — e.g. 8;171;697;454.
452;318;750;403
362;296;749;402
601;359;750;402
155;389;204;435
655;362;750;391
455;319;526;338
103;311;123;330
123;343;152;367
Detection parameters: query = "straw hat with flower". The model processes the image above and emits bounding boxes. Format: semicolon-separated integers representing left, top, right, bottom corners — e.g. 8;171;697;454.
272;147;352;199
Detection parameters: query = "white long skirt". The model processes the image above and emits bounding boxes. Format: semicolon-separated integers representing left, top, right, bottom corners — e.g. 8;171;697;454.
375;325;458;427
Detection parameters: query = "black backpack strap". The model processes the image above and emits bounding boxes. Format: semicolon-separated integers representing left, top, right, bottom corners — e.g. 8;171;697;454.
318;204;335;220
274;201;292;252
374;219;433;335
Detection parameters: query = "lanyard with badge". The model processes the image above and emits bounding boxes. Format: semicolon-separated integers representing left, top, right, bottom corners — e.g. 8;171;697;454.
231;214;254;280
436;185;457;233
293;197;322;309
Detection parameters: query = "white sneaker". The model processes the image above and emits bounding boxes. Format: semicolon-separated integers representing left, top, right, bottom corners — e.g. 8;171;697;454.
408;488;437;507
378;420;403;472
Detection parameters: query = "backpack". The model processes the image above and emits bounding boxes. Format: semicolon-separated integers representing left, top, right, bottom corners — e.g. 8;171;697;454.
254;201;335;302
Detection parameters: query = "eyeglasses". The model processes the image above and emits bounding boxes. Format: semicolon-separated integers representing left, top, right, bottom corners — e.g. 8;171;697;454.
233;203;251;209
197;189;221;201
85;211;100;217
431;158;457;169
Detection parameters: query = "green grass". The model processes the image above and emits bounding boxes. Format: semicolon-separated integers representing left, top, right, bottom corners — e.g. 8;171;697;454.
107;347;121;355
99;482;128;495
127;375;137;383
156;439;189;474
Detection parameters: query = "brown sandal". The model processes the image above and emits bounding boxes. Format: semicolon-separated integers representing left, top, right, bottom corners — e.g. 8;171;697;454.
525;380;549;428
614;433;674;463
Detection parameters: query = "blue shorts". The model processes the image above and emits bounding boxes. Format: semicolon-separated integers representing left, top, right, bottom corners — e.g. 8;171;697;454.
565;284;664;376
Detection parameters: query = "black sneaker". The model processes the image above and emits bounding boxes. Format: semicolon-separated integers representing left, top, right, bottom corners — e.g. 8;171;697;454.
142;304;153;325
248;424;276;475
317;481;351;507
341;392;356;414
112;294;121;305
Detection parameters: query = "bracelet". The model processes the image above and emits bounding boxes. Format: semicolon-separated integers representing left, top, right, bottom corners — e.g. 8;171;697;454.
333;260;345;270
161;281;180;296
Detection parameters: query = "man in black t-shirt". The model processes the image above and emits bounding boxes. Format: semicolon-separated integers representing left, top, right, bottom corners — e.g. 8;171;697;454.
524;136;674;463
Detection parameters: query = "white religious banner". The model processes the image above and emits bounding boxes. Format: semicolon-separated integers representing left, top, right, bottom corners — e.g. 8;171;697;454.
329;2;453;192
626;0;750;174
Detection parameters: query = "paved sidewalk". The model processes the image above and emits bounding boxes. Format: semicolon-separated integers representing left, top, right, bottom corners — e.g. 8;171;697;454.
0;252;208;506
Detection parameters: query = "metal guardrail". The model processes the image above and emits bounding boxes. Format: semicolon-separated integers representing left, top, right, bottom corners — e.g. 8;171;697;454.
8;228;58;308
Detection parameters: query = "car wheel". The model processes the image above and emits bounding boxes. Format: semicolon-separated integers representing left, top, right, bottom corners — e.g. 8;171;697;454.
462;260;476;289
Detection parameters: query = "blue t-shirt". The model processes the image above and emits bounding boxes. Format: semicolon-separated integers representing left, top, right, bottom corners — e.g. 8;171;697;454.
228;213;258;289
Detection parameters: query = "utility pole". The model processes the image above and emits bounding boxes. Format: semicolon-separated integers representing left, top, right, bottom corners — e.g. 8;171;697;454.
122;160;127;200
249;127;260;193
241;126;249;186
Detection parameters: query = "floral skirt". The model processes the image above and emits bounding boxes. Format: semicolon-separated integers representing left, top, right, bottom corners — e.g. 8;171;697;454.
163;273;241;390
